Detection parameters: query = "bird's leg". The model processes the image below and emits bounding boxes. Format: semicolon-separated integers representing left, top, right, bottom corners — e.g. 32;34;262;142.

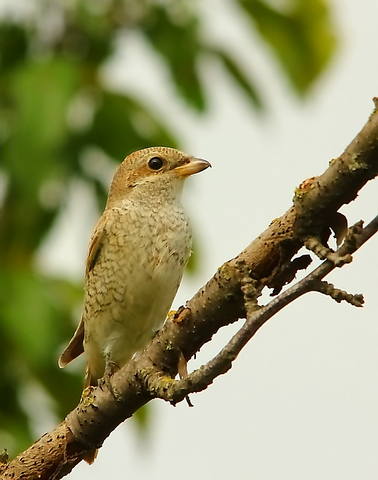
167;309;177;322
178;351;193;407
177;351;188;379
167;310;193;407
99;354;121;400
80;385;96;402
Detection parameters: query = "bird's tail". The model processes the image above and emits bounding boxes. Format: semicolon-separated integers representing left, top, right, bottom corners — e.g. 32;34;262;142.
83;449;98;464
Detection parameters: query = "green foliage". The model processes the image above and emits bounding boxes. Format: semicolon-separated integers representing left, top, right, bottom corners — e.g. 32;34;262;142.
1;58;79;257
132;404;151;437
0;23;28;73
143;5;206;111
0;270;83;451
0;0;337;455
238;0;337;93
89;91;178;159
210;47;264;110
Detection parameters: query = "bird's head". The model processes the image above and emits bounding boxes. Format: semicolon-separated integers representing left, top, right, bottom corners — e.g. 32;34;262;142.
107;146;210;206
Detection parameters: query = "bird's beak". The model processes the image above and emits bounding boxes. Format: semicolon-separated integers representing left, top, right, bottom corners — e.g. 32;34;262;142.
174;157;211;177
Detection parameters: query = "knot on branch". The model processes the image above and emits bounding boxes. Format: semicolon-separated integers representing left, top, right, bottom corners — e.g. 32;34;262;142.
236;259;262;318
341;220;364;254
293;176;318;200
304;236;353;266
320;220;365;266
314;280;364;307
63;378;136;458
139;367;181;404
304;236;333;259
65;387;106;452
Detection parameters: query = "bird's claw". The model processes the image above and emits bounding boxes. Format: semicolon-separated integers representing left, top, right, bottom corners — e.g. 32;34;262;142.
99;359;122;401
178;351;193;407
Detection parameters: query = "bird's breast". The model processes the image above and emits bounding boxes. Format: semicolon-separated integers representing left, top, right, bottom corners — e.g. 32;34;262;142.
83;202;191;377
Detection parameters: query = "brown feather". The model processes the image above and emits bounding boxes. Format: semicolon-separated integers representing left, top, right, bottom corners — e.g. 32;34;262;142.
58;318;84;367
83;448;98;465
86;217;106;275
59;218;106;368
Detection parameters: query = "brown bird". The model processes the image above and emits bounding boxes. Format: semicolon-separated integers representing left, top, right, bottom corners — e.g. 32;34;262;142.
59;147;210;388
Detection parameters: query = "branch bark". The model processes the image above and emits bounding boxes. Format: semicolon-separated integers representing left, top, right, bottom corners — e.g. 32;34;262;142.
144;216;377;403
1;100;378;480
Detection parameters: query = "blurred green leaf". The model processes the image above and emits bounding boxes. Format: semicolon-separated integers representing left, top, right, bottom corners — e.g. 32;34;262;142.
211;47;264;110
59;1;114;64
0;271;81;368
0;22;28;74
0;58;79;259
0;318;34;453
92;176;110;212
0;408;32;456
89;90;178;160
143;6;206;111
3;57;78;183
0;269;83;453
132;404;151;436
186;229;200;275
238;0;337;93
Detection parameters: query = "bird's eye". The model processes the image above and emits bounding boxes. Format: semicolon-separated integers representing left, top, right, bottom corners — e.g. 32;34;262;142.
148;157;164;171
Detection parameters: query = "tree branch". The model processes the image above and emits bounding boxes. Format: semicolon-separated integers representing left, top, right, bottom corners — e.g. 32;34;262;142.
144;216;377;403
1;101;377;479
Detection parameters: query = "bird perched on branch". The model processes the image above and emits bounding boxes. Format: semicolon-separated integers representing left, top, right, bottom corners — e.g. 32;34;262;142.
59;147;210;389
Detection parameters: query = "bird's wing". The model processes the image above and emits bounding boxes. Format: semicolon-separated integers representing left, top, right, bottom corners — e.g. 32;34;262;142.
85;215;107;276
58;215;108;368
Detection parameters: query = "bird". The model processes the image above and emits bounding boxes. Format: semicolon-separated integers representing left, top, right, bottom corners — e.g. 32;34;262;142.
58;146;210;389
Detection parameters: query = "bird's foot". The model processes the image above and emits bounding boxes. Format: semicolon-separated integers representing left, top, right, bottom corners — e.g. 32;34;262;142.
99;359;121;400
167;309;177;321
178;351;193;407
80;385;96;405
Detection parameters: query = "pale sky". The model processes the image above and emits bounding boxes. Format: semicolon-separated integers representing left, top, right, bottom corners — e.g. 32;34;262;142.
27;0;378;478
